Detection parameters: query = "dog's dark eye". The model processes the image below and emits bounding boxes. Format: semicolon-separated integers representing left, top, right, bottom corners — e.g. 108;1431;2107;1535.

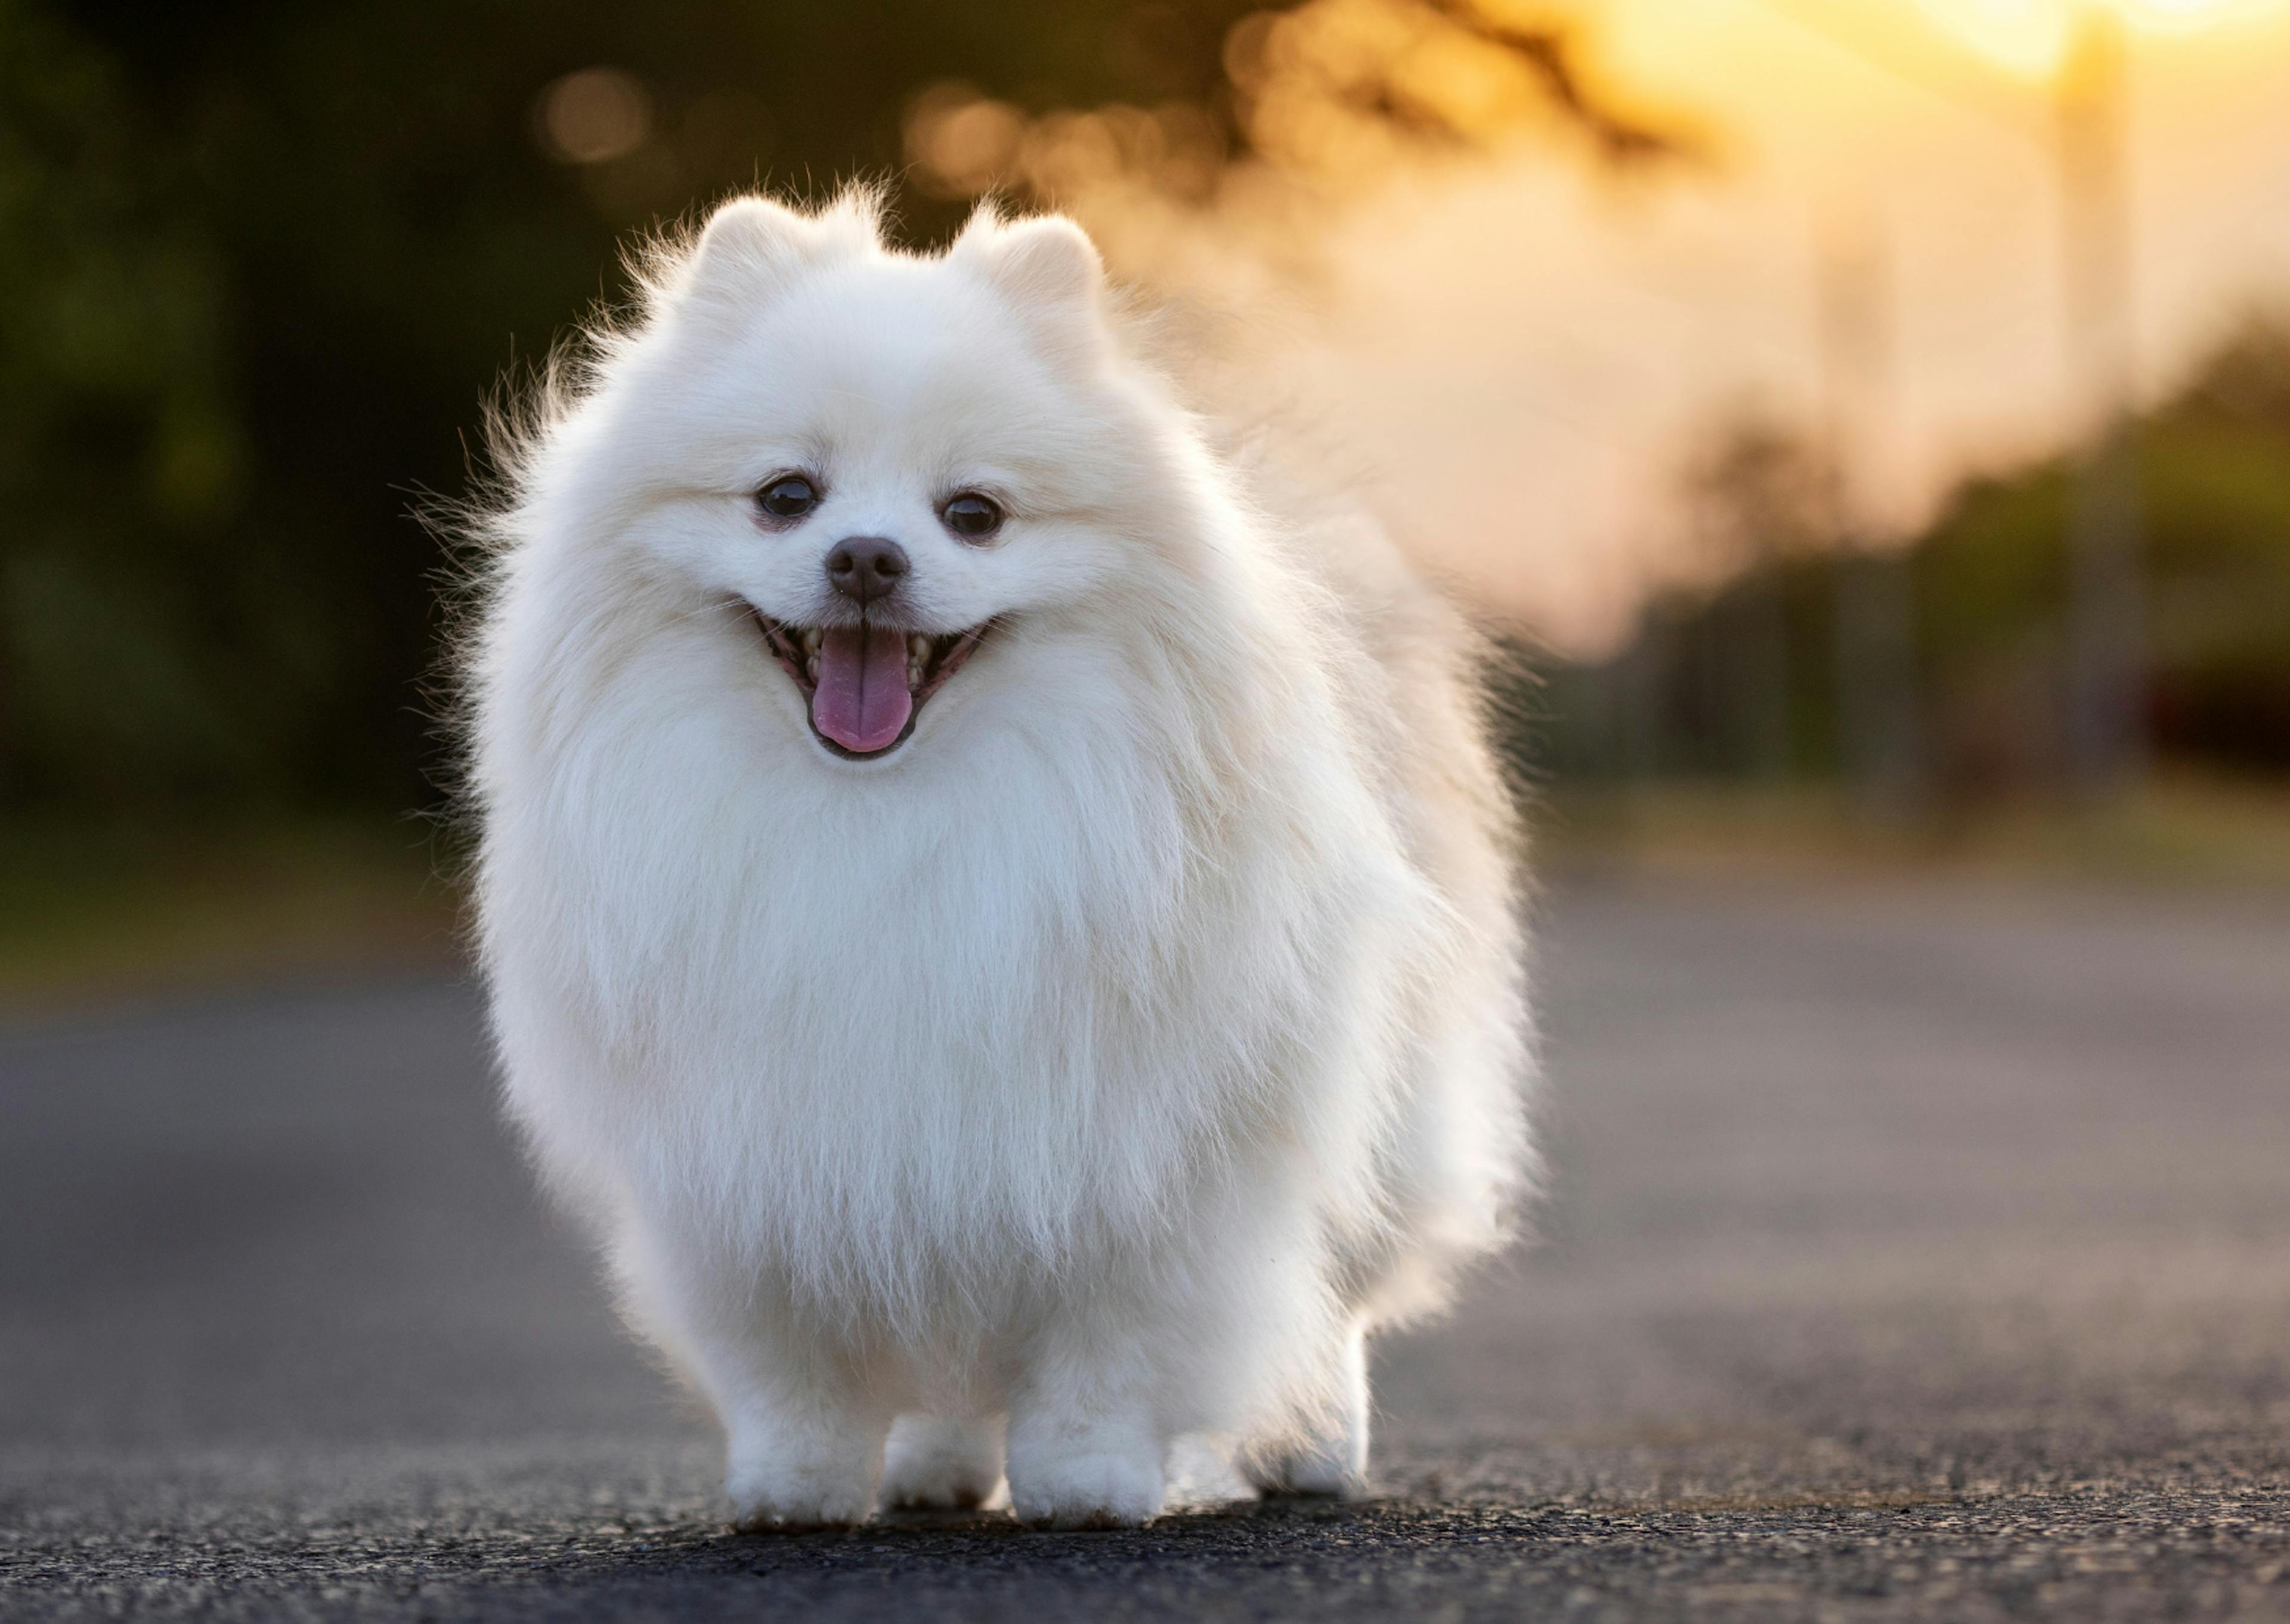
757;476;819;520
942;492;1002;541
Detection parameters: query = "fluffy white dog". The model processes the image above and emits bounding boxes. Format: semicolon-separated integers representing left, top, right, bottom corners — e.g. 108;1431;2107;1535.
463;190;1534;1530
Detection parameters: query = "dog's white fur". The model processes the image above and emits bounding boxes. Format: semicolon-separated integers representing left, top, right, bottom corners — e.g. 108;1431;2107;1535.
463;190;1534;1530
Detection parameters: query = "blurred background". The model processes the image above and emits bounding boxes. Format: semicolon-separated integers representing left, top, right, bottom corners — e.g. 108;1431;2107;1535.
5;10;2289;1610
2;0;2288;994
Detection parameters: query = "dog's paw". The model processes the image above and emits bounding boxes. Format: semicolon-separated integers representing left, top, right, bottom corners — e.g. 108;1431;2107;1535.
881;1414;1003;1511
882;1463;998;1511
1006;1447;1164;1529
725;1458;874;1532
1248;1449;1368;1501
1247;1348;1370;1501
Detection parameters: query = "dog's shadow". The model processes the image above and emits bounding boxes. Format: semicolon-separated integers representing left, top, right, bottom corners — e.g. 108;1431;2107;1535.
514;1492;1478;1604
859;1490;1366;1538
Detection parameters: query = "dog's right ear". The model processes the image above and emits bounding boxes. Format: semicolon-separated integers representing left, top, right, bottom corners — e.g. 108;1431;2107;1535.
676;197;816;315
950;210;1109;373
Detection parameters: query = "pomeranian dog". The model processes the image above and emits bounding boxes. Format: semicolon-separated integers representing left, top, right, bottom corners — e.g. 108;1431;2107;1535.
462;190;1533;1530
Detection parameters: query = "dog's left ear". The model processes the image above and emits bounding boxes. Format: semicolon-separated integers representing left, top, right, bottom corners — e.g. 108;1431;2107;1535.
952;212;1107;368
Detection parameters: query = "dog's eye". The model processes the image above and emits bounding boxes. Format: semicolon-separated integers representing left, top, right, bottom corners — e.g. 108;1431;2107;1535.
941;492;1002;541
757;476;819;520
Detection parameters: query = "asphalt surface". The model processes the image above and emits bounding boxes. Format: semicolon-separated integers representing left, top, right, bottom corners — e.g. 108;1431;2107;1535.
3;873;2288;1621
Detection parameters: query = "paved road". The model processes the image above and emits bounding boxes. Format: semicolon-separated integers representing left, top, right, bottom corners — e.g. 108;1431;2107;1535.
4;876;2288;1621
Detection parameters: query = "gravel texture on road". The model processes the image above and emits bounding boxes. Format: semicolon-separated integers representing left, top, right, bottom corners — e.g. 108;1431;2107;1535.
3;876;2288;1621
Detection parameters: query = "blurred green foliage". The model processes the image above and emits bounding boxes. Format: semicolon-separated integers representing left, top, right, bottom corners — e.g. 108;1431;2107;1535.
0;0;1261;820
7;0;2287;826
1543;321;2290;794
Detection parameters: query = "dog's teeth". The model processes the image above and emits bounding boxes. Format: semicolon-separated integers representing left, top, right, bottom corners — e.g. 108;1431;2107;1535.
907;656;926;689
800;627;822;656
909;633;930;660
805;653;819;683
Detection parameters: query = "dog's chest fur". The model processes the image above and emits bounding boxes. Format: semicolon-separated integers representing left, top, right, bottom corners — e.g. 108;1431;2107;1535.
487;658;1398;1323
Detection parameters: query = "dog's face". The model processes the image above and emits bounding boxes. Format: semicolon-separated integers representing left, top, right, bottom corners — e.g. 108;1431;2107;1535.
584;198;1183;765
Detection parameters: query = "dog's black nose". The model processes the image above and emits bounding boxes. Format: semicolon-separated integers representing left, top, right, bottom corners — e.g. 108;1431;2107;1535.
824;537;908;606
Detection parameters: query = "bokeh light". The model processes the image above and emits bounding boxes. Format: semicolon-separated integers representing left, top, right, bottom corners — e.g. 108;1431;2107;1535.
536;67;652;165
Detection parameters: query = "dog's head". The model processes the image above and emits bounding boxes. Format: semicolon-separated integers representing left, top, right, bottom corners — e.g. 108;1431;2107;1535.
562;192;1227;768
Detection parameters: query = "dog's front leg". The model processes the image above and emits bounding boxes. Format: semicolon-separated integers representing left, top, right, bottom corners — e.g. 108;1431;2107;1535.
626;1241;888;1530
712;1341;888;1532
1004;1316;1168;1529
1246;1319;1370;1498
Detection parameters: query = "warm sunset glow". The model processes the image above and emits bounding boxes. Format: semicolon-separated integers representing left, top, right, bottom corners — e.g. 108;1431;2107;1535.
908;0;2290;651
2119;0;2283;21
1913;0;2289;75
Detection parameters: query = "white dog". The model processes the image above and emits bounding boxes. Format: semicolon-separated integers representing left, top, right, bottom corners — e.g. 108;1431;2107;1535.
462;190;1533;1530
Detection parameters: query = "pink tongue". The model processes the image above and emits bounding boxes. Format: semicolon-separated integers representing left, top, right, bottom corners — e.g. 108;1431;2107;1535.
810;622;914;754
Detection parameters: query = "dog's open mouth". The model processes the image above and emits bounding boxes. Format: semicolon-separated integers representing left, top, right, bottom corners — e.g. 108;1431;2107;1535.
749;609;992;760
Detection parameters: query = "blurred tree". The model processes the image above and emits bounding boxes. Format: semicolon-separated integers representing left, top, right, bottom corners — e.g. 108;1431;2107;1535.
1;0;1660;825
1551;318;2290;796
1;0;261;810
1683;419;1828;778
